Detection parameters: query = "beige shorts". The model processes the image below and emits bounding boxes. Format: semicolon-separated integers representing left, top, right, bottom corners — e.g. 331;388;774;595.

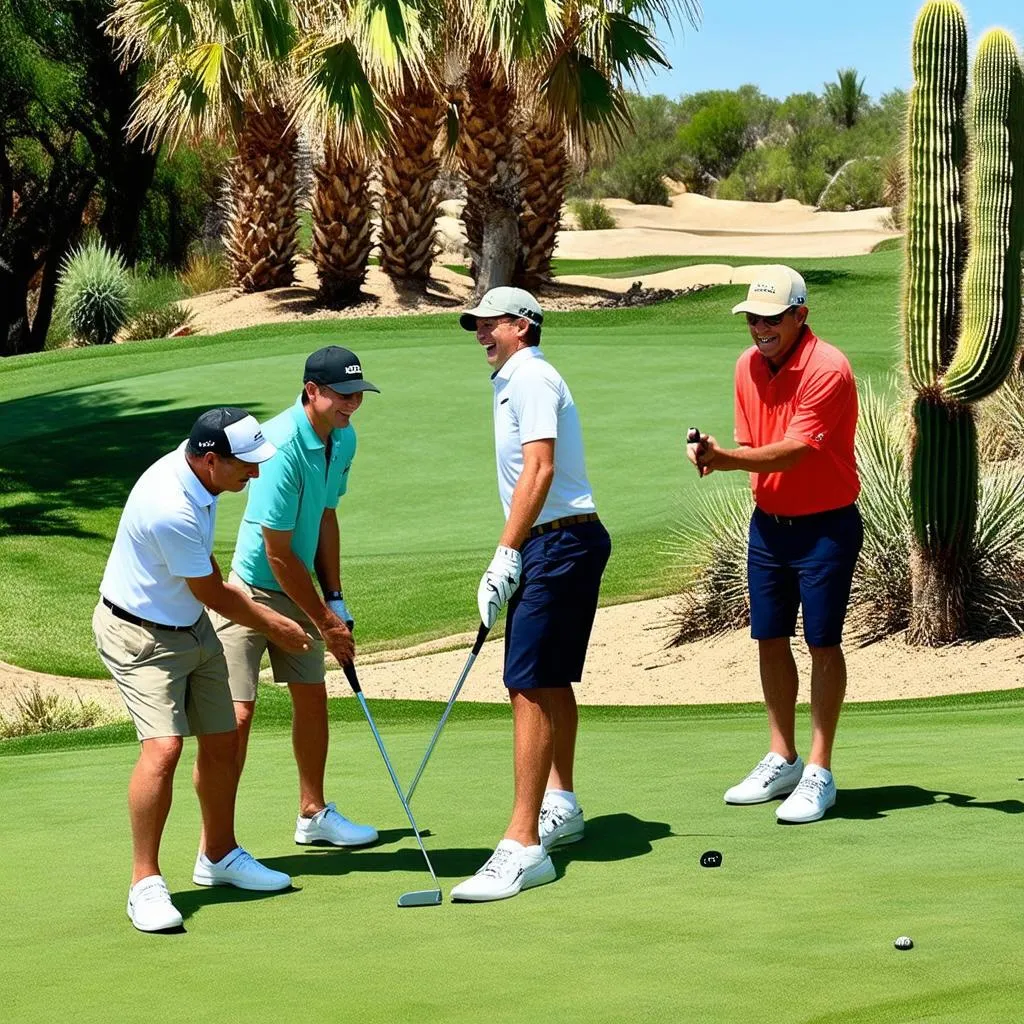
211;571;325;701
92;601;236;740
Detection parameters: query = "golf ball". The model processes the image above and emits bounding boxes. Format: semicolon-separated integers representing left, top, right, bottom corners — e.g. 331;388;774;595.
894;936;914;950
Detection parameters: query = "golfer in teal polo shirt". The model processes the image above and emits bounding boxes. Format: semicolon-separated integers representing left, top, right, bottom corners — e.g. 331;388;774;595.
212;346;381;848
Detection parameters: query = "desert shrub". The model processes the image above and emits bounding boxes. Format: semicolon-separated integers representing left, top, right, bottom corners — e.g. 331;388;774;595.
715;146;794;202
817;157;885;211
0;685;115;739
180;246;232;295
129;267;188;314
123;303;196;341
978;371;1024;465
568;199;616;231
602;151;671;206
54;238;131;345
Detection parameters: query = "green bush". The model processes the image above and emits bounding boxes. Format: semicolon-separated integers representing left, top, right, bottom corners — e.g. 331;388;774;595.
817;158;886;211
180;246;232;295
0;685;116;739
568;199;617;230
123;303;196;341
55;239;131;345
129;267;188;314
603;151;671;205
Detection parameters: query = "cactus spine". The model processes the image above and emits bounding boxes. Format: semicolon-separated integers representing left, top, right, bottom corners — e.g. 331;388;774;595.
903;1;1024;643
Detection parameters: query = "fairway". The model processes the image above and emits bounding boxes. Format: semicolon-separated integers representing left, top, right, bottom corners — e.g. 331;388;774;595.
0;252;903;677
0;690;1021;1024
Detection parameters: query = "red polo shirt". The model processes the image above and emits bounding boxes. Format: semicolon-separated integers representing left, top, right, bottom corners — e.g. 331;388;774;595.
733;326;859;516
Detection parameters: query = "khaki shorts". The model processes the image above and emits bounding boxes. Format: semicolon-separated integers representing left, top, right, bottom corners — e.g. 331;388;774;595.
211;571;325;701
92;601;236;740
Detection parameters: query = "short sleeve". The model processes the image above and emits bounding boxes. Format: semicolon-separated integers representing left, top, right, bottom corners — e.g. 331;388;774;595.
785;369;855;450
734;361;753;445
513;372;560;444
244;445;302;530
150;509;213;579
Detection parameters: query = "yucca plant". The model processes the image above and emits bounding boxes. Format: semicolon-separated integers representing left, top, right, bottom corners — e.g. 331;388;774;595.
901;2;1024;643
55;239;131;346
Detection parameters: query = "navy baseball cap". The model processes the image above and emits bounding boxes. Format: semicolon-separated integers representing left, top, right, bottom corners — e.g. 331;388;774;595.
188;407;277;463
303;346;380;394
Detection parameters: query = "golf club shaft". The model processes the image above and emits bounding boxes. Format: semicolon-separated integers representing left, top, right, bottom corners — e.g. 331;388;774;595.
342;663;441;890
405;623;490;803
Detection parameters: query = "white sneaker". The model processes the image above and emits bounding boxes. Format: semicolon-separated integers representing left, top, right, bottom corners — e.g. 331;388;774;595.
126;875;183;932
450;839;557;902
539;796;585;850
724;753;804;805
192;847;291;891
294;802;378;847
776;765;836;823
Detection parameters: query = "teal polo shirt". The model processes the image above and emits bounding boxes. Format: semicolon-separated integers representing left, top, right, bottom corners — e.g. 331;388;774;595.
232;396;356;591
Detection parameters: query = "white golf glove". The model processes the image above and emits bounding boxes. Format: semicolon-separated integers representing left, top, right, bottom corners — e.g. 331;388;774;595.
477;545;522;628
327;597;354;631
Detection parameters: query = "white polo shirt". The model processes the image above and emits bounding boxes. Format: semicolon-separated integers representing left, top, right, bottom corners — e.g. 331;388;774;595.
99;442;217;627
492;346;596;524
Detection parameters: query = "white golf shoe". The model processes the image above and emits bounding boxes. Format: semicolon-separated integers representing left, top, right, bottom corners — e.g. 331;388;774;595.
776;765;836;823
127;875;183;933
539;794;585;850
450;839;556;902
724;753;804;805
192;847;291;891
294;803;378;847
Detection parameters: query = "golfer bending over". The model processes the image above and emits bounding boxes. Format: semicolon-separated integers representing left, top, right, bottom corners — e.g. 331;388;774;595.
689;266;862;823
212;347;379;850
95;408;309;933
451;287;612;902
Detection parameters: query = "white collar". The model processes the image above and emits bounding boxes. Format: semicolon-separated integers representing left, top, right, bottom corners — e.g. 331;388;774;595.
174;441;216;508
492;346;545;384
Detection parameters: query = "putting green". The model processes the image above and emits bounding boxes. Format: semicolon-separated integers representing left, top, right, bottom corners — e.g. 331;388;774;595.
0;252;903;676
0;691;1020;1023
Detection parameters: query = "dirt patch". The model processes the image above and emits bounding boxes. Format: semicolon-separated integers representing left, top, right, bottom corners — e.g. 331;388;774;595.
4;597;1020;720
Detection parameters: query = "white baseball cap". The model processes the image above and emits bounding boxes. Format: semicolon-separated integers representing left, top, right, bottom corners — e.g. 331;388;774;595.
460;286;543;331
732;265;808;316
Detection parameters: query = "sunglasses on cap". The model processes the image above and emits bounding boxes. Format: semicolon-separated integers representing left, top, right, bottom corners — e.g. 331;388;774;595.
745;308;793;327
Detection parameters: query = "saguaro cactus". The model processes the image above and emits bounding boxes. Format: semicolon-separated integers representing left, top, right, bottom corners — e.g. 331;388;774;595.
903;1;1024;644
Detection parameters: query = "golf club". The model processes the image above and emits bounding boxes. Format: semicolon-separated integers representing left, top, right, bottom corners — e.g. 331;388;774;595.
341;661;442;908
405;622;489;803
687;425;707;477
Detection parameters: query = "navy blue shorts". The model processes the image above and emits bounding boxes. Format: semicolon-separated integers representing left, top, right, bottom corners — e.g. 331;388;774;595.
747;504;863;648
504;520;612;690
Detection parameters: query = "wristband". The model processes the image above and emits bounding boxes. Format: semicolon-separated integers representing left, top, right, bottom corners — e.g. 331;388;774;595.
325;590;343;601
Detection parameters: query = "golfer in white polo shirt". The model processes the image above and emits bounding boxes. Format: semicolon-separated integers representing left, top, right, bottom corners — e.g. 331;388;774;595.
94;408;311;933
451;287;612;902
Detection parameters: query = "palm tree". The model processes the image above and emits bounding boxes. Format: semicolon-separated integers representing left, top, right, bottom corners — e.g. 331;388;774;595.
824;67;867;129
517;1;702;289
105;0;301;292
292;1;429;302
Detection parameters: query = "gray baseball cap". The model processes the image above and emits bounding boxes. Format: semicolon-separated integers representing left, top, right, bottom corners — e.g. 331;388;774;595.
460;287;543;331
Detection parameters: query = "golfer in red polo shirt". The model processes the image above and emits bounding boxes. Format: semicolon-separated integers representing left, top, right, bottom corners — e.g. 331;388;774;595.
688;265;862;823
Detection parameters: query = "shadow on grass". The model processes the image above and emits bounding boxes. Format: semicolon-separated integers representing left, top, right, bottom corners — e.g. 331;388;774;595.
552;812;674;866
0;391;269;537
170;883;302;922
830;785;1024;821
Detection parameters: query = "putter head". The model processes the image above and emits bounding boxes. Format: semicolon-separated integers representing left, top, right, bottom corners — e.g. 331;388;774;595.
398;889;442;908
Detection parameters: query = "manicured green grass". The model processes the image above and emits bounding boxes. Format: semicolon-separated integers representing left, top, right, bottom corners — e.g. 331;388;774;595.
0;693;1020;1023
0;252;903;676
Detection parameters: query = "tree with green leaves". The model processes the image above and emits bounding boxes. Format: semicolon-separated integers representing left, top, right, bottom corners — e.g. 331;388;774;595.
824;67;867;129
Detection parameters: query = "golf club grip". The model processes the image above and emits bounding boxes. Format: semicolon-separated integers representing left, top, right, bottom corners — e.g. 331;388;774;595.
471;622;489;656
342;661;362;694
687;426;705;478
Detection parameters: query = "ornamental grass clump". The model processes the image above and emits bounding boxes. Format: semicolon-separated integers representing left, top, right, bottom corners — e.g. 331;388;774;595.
0;685;114;739
55;239;131;345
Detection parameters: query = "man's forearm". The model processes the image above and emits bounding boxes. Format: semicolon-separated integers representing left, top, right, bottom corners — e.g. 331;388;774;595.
204;580;288;635
499;462;554;549
314;511;341;594
268;549;336;629
712;440;807;474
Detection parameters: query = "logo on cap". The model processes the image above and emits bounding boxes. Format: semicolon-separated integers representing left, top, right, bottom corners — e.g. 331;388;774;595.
752;281;779;295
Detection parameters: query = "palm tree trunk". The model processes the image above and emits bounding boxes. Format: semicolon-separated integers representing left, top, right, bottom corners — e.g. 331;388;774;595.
456;53;522;289
517;118;568;290
224;102;299;293
379;80;445;286
311;134;374;306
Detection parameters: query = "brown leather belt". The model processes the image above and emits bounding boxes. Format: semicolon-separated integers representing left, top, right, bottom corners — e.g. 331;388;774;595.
102;597;195;632
529;512;600;539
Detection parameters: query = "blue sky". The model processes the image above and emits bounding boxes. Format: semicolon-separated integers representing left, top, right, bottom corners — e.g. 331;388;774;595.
643;1;1024;102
